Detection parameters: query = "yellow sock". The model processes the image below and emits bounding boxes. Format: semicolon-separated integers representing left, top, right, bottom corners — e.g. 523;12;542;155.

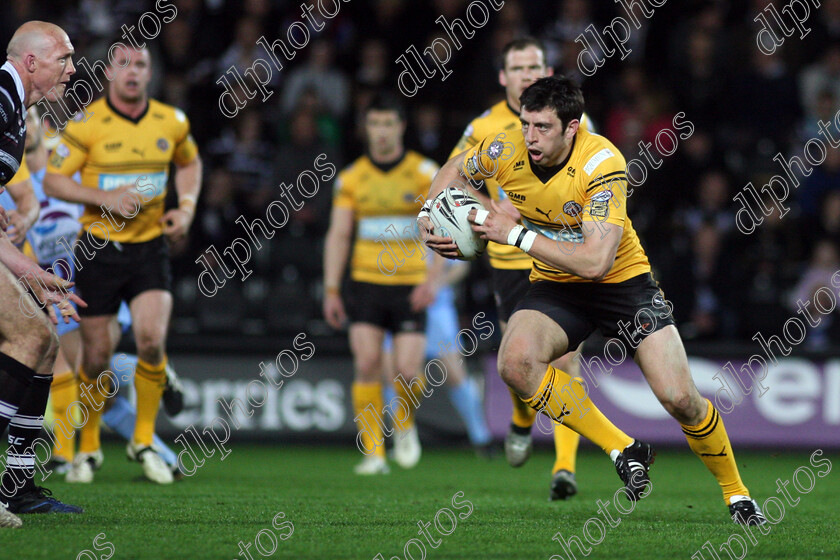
49;370;78;462
133;356;167;447
509;386;537;428
352;382;385;459
393;376;427;431
552;423;580;474
78;366;107;453
524;365;633;455
681;399;749;503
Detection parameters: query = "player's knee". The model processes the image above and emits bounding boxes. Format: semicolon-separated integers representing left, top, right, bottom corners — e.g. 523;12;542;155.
498;342;538;396
27;318;58;363
354;353;381;381
662;390;701;423
134;334;164;364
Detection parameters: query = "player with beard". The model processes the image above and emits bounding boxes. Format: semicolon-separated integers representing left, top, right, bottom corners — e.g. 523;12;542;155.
44;43;202;485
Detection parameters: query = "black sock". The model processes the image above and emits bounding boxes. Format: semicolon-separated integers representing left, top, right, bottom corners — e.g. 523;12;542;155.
0;353;33;435
1;373;51;497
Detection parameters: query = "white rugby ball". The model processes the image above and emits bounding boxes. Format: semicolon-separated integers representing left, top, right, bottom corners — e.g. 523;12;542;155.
428;187;487;261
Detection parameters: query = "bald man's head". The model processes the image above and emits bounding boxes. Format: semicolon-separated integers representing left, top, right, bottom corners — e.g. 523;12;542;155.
6;21;75;107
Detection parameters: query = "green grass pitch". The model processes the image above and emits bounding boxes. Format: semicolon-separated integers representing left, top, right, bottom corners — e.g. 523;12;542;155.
2;443;837;559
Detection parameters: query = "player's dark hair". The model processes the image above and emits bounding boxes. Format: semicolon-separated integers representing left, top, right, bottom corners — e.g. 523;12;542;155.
519;76;584;131
366;93;406;122
500;36;547;69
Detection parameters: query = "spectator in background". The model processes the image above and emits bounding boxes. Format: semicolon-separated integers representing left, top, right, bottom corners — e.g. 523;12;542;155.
217;16;281;92
799;147;840;220
799;44;840;121
206;107;274;222
355;39;390;89
281;39;350;118
273;110;339;236
680;170;735;235
789;240;840;348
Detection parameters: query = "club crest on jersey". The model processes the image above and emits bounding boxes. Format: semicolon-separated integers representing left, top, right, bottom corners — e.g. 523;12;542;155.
157;138;169;151
487;140;504;159
466;156;478;176
563;201;582;217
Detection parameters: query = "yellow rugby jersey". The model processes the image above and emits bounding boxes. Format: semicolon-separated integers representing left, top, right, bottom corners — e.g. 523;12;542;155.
462;127;650;284
450;100;592;270
7;155;30;184
333;151;438;286
47;97;198;243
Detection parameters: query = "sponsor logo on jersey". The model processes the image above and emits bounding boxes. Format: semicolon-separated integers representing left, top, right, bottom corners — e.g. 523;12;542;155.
513;160;525;171
567;166;576;177
591;190;613;202
508;192;526;202
583;148;615;175
105;142;122;151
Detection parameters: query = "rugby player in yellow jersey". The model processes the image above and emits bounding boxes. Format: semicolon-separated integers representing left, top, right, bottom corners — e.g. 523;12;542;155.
422;76;766;524
323;94;442;475
450;37;590;500
44;44;202;485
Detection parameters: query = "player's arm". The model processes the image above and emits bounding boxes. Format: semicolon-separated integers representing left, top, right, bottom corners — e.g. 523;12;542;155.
322;204;354;329
161;155;203;241
0;234;86;323
43;137;137;213
471;201;621;280
4;169;39;245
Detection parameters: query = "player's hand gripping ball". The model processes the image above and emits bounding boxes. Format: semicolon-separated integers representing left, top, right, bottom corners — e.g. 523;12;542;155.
428;187;487;260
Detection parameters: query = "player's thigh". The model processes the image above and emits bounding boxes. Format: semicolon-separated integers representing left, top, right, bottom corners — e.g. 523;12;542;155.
635;324;705;421
499;309;571;396
0;264;55;366
80;315;117;373
349;323;386;382
129;289;173;352
393;331;425;380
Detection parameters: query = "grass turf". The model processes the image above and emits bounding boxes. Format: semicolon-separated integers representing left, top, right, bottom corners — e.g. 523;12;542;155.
1;443;837;560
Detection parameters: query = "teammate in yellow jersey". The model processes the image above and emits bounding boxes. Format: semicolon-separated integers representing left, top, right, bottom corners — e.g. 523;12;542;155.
323;94;442;475
449;37;590;499
422;76;766;525
44;44;202;485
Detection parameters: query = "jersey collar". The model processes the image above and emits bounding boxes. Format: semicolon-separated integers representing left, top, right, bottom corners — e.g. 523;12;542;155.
106;94;149;124
1;61;25;105
528;134;576;184
368;151;406;173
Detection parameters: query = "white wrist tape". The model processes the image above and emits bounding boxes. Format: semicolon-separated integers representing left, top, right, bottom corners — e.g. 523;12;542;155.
473;208;489;225
507;225;537;252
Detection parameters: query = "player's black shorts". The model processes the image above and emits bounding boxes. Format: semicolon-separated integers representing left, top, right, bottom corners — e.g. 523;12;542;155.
492;267;532;323
345;281;426;333
513;272;675;354
74;233;171;316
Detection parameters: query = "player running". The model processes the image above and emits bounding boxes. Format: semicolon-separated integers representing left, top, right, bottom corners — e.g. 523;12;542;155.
44;44;202;485
0;21;86;525
422;76;766;525
450;37;589;499
323;94;443;475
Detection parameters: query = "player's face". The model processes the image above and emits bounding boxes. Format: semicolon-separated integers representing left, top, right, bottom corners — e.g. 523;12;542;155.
520;107;578;167
365;110;405;155
35;33;75;102
500;47;552;106
110;47;152;103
